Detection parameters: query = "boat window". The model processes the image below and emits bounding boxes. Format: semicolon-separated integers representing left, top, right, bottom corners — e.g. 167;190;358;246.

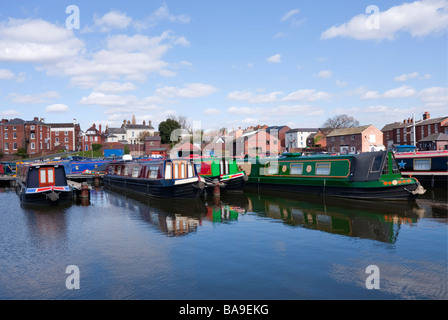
290;163;303;175
187;163;194;178
316;163;331;175
148;166;159;179
414;159;430;171
39;168;55;186
370;156;383;172
266;162;278;175
173;162;179;179
132;166;140;178
180;162;186;178
40;169;47;184
117;166;122;174
124;166;129;176
165;163;172;179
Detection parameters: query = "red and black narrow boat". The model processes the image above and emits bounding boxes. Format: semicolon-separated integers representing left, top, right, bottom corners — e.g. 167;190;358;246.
15;163;73;205
103;158;206;199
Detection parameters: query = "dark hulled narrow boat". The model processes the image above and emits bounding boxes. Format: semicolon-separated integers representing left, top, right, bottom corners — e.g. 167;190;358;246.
393;145;448;189
241;151;426;201
15;163;73;205
103;159;205;199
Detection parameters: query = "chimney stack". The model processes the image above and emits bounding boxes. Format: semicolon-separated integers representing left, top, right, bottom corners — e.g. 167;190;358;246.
423;111;430;120
99;124;102;134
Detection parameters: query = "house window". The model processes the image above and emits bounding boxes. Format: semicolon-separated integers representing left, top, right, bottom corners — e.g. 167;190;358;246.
13;132;17;139
421;126;424;138
65;131;68;135
290;163;303;175
316;163;331;175
65;137;69;143
351;135;355;140
13;142;17;150
56;137;59;143
56;131;59;135
4;143;8;150
428;125;431;135
13;126;16;130
340;136;345;141
30;125;35;130
331;137;335;142
414;159;430;171
31;142;35;150
30;133;35;140
4;132;7;139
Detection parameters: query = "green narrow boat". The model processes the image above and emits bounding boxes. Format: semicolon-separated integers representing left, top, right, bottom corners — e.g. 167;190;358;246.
194;157;248;193
241;151;425;200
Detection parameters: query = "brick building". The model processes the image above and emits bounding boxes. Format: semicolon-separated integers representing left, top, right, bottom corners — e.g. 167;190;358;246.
381;112;448;149
326;124;384;154
48;120;81;152
83;123;104;151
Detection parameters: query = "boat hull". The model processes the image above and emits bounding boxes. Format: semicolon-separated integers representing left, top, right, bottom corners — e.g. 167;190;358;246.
103;175;203;199
245;180;423;201
17;186;73;205
203;174;247;193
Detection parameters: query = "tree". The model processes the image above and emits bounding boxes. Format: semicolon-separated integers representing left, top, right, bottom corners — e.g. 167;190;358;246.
322;114;360;130
159;118;181;144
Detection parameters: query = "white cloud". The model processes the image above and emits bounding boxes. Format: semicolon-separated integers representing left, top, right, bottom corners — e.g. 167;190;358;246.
45;103;69;113
383;85;416;98
155;83;218;98
281;9;300;22
204;108;221;115
94;81;137;93
9;91;60;104
91;10;132;32
0;69;14;79
267;53;281;63
321;0;448;40
283;89;331;101
335;79;348;87
0;109;20;117
227;90;283;103
419;86;448;107
227;106;262;115
0;18;84;63
318;70;332;78
361;85;416;99
394;71;420;82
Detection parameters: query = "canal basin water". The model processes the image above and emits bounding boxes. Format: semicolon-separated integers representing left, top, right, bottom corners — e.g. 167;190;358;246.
0;186;446;300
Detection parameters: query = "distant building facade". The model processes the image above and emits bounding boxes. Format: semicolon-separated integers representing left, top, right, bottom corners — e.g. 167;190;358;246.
326;125;384;154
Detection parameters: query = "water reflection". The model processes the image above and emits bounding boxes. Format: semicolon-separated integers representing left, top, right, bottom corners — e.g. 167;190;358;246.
244;190;444;244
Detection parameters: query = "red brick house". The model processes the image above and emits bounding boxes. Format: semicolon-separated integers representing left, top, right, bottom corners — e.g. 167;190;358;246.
381;112;448;149
326;125;384;154
145;135;168;157
234;129;280;156
48;120;81;152
83;123;104;151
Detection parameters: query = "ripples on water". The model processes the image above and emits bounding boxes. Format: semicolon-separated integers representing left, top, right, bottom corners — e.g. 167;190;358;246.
0;186;446;300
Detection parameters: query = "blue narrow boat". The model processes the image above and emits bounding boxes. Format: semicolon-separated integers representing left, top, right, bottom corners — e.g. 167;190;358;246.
103;158;206;199
15;163;73;205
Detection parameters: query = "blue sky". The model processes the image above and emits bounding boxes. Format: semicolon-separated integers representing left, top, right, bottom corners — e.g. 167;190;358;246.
0;0;447;133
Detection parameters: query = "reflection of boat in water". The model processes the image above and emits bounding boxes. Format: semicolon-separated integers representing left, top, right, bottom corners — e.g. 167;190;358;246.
105;187;247;236
244;190;425;243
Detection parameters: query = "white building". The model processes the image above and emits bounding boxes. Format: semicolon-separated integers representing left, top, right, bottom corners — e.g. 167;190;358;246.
285;128;319;150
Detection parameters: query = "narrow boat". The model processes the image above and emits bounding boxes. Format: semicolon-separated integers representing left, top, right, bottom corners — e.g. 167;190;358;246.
194;157;248;193
103;158;205;199
241;150;425;201
15;162;73;205
393;145;448;189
